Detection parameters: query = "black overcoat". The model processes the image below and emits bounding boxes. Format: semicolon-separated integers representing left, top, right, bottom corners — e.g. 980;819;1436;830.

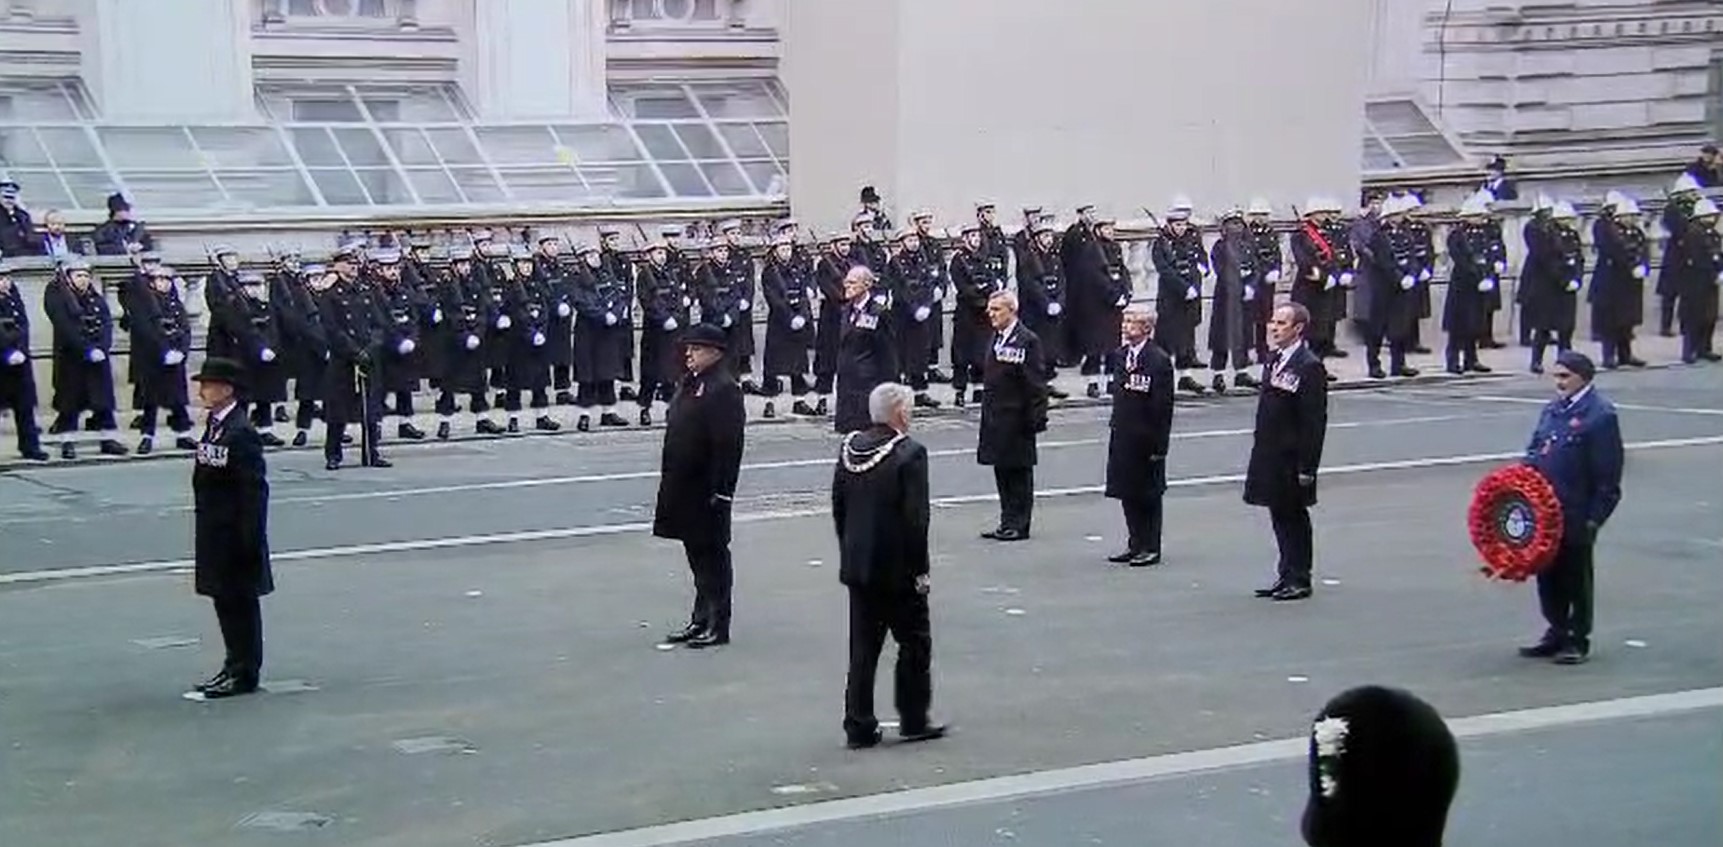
1524;224;1583;335
218;294;289;403
318;280;385;419
129;285;192;408
636;260;692;387
1674;225;1722;330
193;408;273;598
573;263;631;383
1016;243;1067;364
1443;222;1497;338
1208;230;1255;357
272;272;328;401
505;276;556;391
1103;341;1175;500
698;254;757;359
536;257;576;370
1290;222;1343;337
652;367;746;546
834;296;898;434
1243;345;1328;508
1151;229;1207;354
44;278;117;415
760;256;816;376
376;280;427;394
1588;216;1648;337
0;284;37;409
832;426;930;593
890;249;941;378
813;251;861;379
435;270;493;395
949;249;1004;370
977;322;1049;469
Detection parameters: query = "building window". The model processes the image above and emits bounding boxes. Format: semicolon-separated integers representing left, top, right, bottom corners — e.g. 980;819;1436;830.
1361;97;1469;174
284;0;391;19
1709;56;1723;146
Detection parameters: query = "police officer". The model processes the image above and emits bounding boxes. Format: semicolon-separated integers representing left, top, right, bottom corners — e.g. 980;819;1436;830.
131;264;196;455
834;267;899;434
186;357;272;700
572;242;631;430
319;248;389;470
887;228;943;410
653;323;746;650
0;259;47;461
949;222;1006;407
1674;197;1723;363
1245;303;1328;602
434;245;501;438
636;239;691;426
0;180;33;257
371;249;429;441
1443;192;1501;375
833;381;944;750
978;291;1049;542
760;232;818;418
44;258;126;459
1209;209;1262;394
1104;308;1175;566
1589;192;1651;369
1527;202;1585;373
1151;200;1211;395
1517;352;1622;665
1016;220;1068;393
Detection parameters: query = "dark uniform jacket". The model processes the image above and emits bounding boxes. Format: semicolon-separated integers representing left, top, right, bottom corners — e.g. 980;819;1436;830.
1673;222;1723;330
1016;242;1067;363
1208;228;1257;355
1588;214;1649;337
1151;227;1208;352
698;253;757;358
194;405;273;598
91;219;155;256
977;321;1049;469
44;277;117;415
130;285;192;408
0;205;34;257
219;292;289;403
1525;221;1584;335
760;254;816;375
1443;222;1499;337
0;283;35;408
1523;388;1623;543
1103;339;1175;500
573;261;632;383
833;426;931;593
834;295;898;434
637;259;692;385
950;247;1006;368
376;279;428;393
1291;218;1345;333
1657;195;1699;299
435;268;492;395
652;365;746;546
814;248;863;378
318;278;385;416
1243;343;1328;508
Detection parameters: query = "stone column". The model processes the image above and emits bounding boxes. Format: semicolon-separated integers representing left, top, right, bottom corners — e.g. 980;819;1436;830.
87;0;255;121
472;0;608;120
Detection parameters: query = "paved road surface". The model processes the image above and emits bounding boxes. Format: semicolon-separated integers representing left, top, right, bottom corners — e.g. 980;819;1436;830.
0;365;1719;847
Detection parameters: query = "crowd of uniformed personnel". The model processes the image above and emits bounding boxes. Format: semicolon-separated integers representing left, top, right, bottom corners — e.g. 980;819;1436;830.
1;177;1721;465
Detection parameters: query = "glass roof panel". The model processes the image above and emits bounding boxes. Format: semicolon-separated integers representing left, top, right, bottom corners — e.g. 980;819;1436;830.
99;127;200;169
1383;133;1466;168
1365;100;1438;136
290;127;346;167
120;171;226;209
3;169;72;208
473;126;558;164
0;82;82;121
0;128;53;168
382;127;439;166
672;123;727;159
354;168;413;205
658;162;712;197
307;167;369;205
191;128;293;168
61;169;120;210
402;168;463;204
692;82;783;119
553;125;643;162
753;122;788;159
449;167;507;203
634;124;688;160
425;128;482;164
715;124;768;158
697;161;752;197
580;162;667;199
611;86;701;120
739;160;784;195
36;127;104;168
333;127;391;167
496;166;594;202
215;169;318;208
1362;136;1398;171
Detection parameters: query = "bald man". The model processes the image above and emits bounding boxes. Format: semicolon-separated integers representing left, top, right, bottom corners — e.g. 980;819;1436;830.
977;291;1049;541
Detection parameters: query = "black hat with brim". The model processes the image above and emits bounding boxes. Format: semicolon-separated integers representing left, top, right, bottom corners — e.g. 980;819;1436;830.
680;323;728;351
191;357;247;388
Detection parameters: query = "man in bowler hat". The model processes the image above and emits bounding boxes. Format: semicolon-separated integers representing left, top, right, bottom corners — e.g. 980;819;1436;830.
654;323;747;649
188;358;273;700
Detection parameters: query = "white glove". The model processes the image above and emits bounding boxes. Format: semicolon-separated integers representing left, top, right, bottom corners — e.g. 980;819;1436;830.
557;302;572;318
873;292;889;307
163;349;185;366
1324;275;1338;291
1185;286;1199;301
1565;280;1580;293
1047;302;1063;317
1266;269;1282;284
1399;275;1415;291
1201;267;1215;281
722;315;734;328
1714;272;1722;285
1478;278;1496;293
260;347;276;363
496;315;513;330
663;317;679;332
1243;285;1256;302
397;339;416;355
3;350;23;366
914;305;931;322
682;296;692;308
1339;272;1355;288
1115;295;1128;308
1419;268;1432;282
531;331;546;347
738;298;751;313
87;348;106;363
431;308;443;324
464;334;481;351
604;312;618;326
1494;261;1507;275
1632;266;1647;280
790;315;806;331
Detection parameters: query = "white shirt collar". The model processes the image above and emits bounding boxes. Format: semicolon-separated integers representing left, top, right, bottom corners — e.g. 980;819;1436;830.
1566;384;1593;407
209;401;238;426
997;320;1020;340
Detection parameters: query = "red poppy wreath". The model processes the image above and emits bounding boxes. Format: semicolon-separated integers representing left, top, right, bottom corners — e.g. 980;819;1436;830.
1468;464;1564;582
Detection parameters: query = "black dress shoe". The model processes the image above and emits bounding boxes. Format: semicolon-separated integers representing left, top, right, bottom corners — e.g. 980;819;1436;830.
175;435;198;451
763;401;777;419
1047;386;1069;400
1086;383;1102;399
1233;373;1261;390
576;415;591;432
367;456;393;469
201;674;260;699
436;421;452;440
273;406;290;424
1368;367;1388;379
536;416;563;432
342;433;354;445
815;397;830;416
639;408;653;426
1468;362;1493;373
397;423;426;440
259;432;286;448
1623;357;1647;368
1411;345;1433;355
194;669;231;693
129;414;144;431
663;624;705;645
476;419;504;435
791;400;819;415
555;390;576;406
290;431;309;448
19;447;49;462
1107;549;1137;564
1517;640;1562;658
98;439;129;456
685;631;729;649
1270;585;1313;601
899;723;947;744
507;418;522;434
325;457;342;471
1254;581;1287;598
1551;646;1590;665
1128;551;1162;567
1211;375;1227;395
1445;364;1464;375
993;528;1028;542
619;385;639;402
1177;376;1208;395
60;443;76;460
136;436;153;455
980;528;1002;540
846;729;884;750
1393;366;1420;378
1328;348;1350;358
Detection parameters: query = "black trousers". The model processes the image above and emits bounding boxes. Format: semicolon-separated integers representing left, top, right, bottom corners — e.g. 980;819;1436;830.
1363;323;1407;373
993;466;1034;535
293;399;319;431
212;594;263;680
1536;538;1594;651
390;390;415;417
1269;502;1313;589
761;373;812;397
434;390;489;416
324;374;384;462
950;363;982;392
1120;496;1164;554
1682;319;1717;360
683;539;733;638
576;380;617;408
553;364;573;391
7;398;40;454
246;401;276;429
1598;332;1635;366
1445;334;1480;370
50;409;118;433
843;586;932;740
1659;294;1678;335
1530;328;1574;367
139;405;192;437
503;387;551;413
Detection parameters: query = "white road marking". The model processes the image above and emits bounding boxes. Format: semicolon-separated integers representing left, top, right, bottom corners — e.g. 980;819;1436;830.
1466;394;1723;416
2;434;1718;588
514;687;1723;847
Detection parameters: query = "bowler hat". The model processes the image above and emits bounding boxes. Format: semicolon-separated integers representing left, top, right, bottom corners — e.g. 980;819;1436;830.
107;192;131;214
192;357;247;388
860;185;881;204
680;323;728;351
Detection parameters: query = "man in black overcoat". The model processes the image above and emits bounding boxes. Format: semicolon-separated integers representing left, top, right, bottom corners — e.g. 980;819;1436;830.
978;291;1049;542
1104;308;1175;566
833;381;945;750
653;323;747;650
1245;303;1329;601
834;267;899;434
187;357;272;700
